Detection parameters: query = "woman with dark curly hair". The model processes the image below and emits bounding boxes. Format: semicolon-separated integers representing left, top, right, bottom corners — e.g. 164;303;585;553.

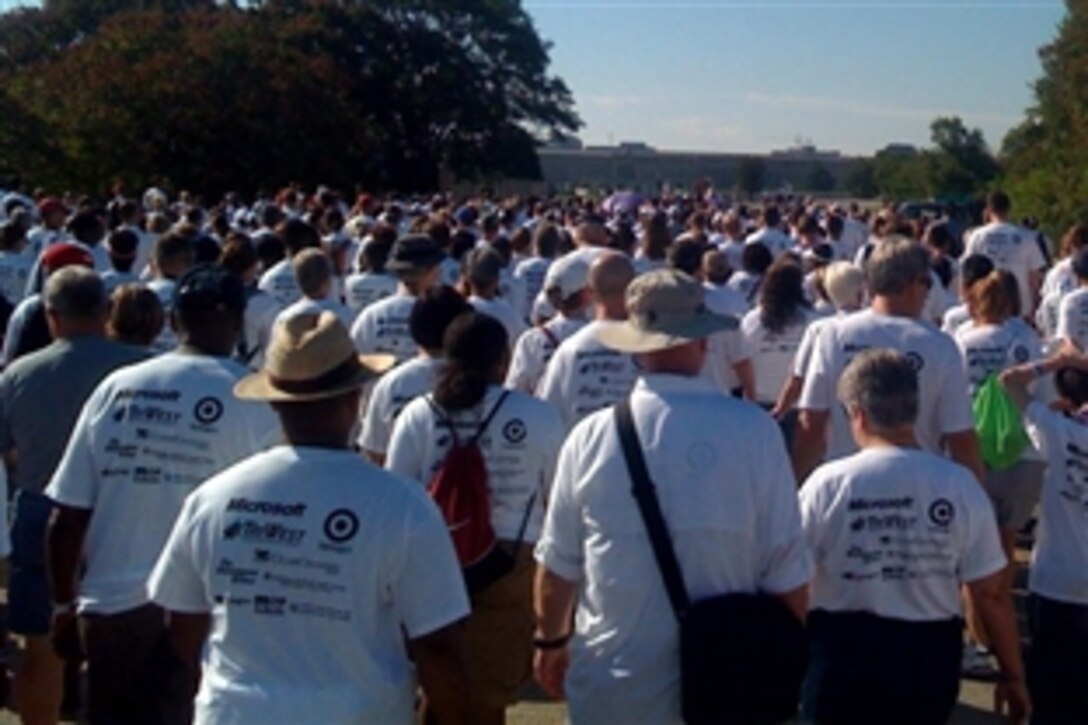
741;257;820;443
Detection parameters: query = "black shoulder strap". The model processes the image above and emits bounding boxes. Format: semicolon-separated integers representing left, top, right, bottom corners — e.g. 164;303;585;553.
425;395;460;447
471;389;511;444
614;400;690;619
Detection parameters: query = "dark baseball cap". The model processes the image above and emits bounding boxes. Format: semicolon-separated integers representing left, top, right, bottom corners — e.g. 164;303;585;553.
387;234;445;273
174;264;246;316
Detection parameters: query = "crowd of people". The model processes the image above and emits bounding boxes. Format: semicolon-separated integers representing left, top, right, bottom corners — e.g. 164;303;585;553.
0;182;1083;724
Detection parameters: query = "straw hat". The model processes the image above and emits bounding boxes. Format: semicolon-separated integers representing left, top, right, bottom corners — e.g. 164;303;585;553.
235;312;394;402
596;268;737;354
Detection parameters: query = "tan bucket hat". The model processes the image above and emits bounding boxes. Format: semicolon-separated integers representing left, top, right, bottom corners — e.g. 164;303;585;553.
235;312;394;402
596;268;738;354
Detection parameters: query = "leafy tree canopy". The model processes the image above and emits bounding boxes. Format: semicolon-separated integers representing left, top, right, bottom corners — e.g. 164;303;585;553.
0;0;580;196
1000;0;1088;237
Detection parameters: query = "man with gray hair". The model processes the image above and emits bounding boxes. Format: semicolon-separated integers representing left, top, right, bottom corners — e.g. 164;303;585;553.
792;238;982;483
0;266;148;724
534;268;810;722
798;349;1028;723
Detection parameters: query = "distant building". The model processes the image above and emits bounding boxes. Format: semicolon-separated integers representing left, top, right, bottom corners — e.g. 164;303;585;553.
538;141;865;193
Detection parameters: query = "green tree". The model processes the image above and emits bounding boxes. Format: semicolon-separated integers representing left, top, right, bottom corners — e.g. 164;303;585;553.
804;164;836;193
0;1;580;194
844;159;879;198
1000;1;1088;237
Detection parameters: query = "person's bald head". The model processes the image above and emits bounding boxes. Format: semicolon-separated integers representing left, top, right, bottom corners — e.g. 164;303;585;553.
588;252;635;320
576;221;611;248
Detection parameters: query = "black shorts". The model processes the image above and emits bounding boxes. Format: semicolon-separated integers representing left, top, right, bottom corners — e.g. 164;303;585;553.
803;609;962;725
1028;593;1088;725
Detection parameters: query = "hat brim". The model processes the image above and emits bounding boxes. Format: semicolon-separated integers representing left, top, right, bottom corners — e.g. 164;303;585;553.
387;250;445;272
596;310;738;354
234;354;396;403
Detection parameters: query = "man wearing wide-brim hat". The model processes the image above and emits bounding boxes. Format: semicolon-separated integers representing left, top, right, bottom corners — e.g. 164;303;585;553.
148;312;471;724
533;268;812;723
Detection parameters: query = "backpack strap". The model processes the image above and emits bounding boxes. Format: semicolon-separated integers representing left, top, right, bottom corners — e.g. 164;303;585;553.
539;324;560;348
425;395;461;447
471;390;511;444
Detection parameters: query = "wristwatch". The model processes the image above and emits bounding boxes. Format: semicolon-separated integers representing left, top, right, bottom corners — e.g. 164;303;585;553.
532;633;571;650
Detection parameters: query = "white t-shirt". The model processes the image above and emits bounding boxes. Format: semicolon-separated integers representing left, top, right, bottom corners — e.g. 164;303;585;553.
1023;402;1088;605
513;257;551;322
387;385;563;542
718;238;745;272
0;251;32;305
147;278;178;354
273;296;354;331
468;295;527;346
953;319;1042;395
148;446;469;725
1056;287;1088;350
343;272;397;316
1036;290;1062;341
258;259;302;309
349;294;417;363
963;221;1046;316
100;270;139;295
941;303;971;336
505;316;586;394
744;227;793;259
45;352;280;614
741;307;818;404
358;356;443;457
1041;258;1075;300
725;271;760;308
239;289;280;371
800;447;1005;621
792;311;853;379
535;319;641;431
799;310;974;461
536;374;811;724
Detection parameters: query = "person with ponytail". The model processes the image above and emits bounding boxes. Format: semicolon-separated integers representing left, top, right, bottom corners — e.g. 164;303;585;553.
386;312;563;725
954;268;1047;678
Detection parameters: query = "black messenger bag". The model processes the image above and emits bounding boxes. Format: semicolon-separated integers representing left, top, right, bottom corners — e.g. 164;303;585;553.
614;400;807;725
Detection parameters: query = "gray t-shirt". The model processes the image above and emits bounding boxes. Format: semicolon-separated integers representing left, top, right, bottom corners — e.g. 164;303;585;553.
0;335;149;493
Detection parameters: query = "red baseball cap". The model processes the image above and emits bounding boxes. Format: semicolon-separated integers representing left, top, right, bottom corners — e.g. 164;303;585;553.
41;243;94;273
37;197;69;218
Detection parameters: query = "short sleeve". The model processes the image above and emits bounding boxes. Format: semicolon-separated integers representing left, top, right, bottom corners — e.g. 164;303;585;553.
44;386;104;509
958;482;1007;584
1056;295;1075;342
793;323;820;377
936;341;975;435
505;331;541;394
753;416;813;593
0;466;10;557
393;500;470;638
385;399;431;485
359;375;394;455
147;495;212;613
1023;400;1064;460
797;471;827;560
535;350;569;428
534;429;587;582
0;372;13;453
1024;235;1046;272
798;324;837;411
350;308;376;354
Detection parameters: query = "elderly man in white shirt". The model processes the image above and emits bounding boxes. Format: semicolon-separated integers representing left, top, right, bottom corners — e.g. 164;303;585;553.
533;268;810;724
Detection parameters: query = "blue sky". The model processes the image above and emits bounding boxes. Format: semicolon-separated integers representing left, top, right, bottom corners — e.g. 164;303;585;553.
523;0;1066;155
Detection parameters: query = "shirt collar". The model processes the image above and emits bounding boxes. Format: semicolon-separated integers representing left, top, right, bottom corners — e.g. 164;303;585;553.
634;372;719;396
